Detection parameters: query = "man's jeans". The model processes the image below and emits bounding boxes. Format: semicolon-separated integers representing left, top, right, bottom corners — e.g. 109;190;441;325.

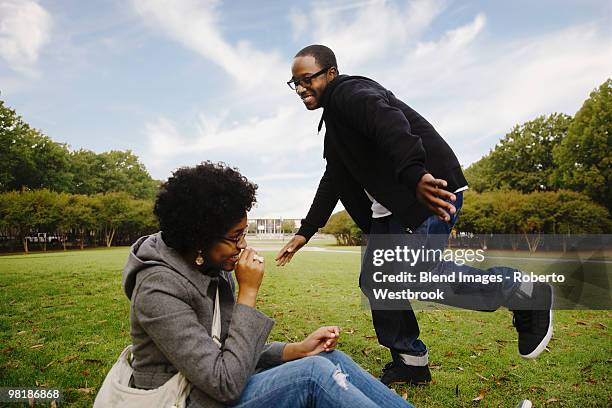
231;350;414;408
361;192;522;365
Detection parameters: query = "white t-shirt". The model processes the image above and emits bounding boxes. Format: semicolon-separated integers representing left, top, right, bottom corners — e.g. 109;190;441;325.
365;185;469;218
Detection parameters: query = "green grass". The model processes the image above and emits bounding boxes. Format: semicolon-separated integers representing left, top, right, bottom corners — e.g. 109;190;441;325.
1;247;610;407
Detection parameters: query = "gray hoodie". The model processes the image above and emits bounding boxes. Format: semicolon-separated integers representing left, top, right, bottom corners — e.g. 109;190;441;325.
123;232;286;407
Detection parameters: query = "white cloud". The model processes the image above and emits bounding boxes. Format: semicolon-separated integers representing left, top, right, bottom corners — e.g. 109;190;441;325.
141;105;325;176
135;0;612;218
292;0;446;71
414;13;485;57
0;0;51;74
130;0;333;218
139;106;330;218
252;184;320;218
291;3;610;167
131;0;285;89
386;22;612;165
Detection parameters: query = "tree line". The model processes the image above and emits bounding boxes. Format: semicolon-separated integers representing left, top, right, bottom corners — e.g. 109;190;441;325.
464;79;611;212
0;99;161;252
0;190;158;253
323;79;611;246
0;100;160;200
1;79;610;251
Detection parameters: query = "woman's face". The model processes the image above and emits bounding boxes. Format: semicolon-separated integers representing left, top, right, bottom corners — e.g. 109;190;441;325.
205;215;248;271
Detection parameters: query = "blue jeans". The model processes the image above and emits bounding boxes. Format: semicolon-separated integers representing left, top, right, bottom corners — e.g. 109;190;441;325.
232;350;414;408
362;192;521;362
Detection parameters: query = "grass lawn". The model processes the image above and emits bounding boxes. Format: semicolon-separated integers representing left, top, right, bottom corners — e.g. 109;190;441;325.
1;246;610;407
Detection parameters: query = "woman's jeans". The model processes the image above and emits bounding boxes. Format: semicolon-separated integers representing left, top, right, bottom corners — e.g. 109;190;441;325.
232;350;413;408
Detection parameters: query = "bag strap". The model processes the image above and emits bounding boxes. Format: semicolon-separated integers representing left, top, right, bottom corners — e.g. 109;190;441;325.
211;286;222;347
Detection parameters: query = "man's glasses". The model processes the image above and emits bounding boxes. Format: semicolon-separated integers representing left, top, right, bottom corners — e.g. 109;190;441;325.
218;229;247;246
287;66;331;90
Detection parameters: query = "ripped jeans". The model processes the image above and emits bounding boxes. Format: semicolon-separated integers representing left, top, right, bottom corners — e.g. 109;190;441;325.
231;350;414;408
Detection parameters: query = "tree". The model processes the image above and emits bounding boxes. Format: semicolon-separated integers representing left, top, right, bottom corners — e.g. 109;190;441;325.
1;99;160;199
34;189;63;251
281;220;296;234
0;189;59;253
455;189;610;250
516;191;557;252
0;101;27;189
118;198;158;245
97;151;160;199
462;158;494;193
321;210;362;246
464;113;572;193
553;79;611;211
0;192;14;249
0;100;73;193
0;191;34;253
55;193;97;250
553;190;611;234
455;190;526;248
92;192;133;247
69;149;103;196
70;149;160;199
0;190;159;251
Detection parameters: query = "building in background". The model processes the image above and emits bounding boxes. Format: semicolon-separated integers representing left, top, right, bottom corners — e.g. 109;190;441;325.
248;218;300;238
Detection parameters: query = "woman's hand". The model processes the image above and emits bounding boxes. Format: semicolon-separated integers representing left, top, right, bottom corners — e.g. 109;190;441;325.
282;326;341;361
235;248;265;307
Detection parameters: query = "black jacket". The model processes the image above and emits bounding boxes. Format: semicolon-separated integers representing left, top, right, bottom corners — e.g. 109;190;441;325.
296;75;467;240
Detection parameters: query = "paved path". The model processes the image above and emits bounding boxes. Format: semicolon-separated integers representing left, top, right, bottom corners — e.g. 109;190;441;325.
254;245;611;264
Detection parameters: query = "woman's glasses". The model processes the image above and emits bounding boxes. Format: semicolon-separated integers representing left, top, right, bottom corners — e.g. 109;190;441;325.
218;229;247;246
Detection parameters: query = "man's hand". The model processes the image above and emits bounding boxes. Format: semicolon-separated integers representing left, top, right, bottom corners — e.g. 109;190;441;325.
416;173;456;222
275;235;307;266
282;326;341;361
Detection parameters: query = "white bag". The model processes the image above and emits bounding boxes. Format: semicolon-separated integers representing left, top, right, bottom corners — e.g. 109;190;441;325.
93;345;191;408
94;287;222;407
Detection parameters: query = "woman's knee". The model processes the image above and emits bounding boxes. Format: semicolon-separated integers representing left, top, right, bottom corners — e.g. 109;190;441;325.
304;355;350;391
318;350;350;365
304;355;336;374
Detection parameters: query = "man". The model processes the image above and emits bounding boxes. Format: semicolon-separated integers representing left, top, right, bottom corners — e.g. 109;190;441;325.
276;45;553;386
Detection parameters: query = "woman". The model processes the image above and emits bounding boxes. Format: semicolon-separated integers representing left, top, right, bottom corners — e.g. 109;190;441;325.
123;161;414;408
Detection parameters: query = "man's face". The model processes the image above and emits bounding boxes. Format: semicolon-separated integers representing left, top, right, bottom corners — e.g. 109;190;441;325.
290;55;336;110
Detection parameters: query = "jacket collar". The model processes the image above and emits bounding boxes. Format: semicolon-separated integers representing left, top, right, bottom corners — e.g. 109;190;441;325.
152;232;231;300
317;74;350;133
319;74;346;108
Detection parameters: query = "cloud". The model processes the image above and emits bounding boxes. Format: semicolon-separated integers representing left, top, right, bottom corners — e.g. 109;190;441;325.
139;106;330;218
252;171;323;182
131;0;285;89
291;0;446;71
141;105;325;176
0;0;51;74
290;2;610;167
252;184;321;218
131;0;333;218
386;22;612;165
135;0;612;218
414;13;486;57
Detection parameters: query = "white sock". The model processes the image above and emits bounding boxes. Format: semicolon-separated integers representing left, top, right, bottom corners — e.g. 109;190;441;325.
518;280;534;298
399;352;429;366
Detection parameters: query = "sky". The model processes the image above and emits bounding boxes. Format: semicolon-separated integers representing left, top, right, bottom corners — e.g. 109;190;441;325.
1;0;611;218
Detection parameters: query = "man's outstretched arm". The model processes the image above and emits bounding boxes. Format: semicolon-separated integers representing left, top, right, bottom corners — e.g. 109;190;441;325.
276;165;339;266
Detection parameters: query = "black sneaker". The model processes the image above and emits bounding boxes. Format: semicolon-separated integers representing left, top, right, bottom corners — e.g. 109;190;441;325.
512;283;553;359
379;359;432;386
